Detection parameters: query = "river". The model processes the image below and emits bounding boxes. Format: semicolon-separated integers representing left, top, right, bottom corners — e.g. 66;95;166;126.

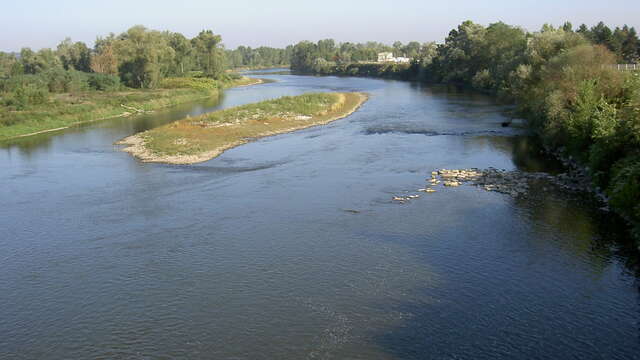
1;70;638;359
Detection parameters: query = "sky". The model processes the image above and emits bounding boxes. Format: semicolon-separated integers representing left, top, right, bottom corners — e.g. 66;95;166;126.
1;0;639;52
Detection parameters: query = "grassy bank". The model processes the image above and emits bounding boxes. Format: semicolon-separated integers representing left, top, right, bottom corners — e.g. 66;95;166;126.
118;92;368;164
0;76;263;140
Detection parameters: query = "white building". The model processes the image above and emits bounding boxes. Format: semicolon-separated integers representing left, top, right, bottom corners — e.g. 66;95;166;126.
377;52;411;64
377;52;394;63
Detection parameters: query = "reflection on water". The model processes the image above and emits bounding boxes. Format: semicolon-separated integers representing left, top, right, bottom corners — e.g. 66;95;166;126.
0;70;638;359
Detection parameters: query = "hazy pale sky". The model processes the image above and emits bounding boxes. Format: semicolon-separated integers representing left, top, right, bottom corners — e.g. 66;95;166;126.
1;0;639;51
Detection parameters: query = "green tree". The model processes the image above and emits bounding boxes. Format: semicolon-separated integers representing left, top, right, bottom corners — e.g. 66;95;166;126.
191;30;225;79
20;48;62;74
56;38;91;72
113;26;175;88
167;32;193;75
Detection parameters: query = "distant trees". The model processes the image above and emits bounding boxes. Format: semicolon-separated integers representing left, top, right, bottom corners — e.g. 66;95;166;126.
0;52;18;78
290;39;434;73
576;22;640;63
0;26;232;92
225;45;291;68
57;38;91;72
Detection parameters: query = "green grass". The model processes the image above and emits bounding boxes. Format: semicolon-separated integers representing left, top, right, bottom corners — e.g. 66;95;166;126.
198;93;339;125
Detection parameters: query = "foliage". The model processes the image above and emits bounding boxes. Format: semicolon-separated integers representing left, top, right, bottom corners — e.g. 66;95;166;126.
87;73;121;91
57;38;92;72
226;46;291;68
91;41;119;75
191;30;225;79
2;82;49;110
159;77;220;90
0;52;19;78
112;26;176;89
608;156;640;237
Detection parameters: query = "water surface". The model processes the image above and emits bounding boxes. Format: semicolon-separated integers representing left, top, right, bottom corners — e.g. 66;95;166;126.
1;71;638;359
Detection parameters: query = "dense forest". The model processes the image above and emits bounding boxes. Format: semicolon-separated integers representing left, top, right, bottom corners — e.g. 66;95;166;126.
289;21;640;240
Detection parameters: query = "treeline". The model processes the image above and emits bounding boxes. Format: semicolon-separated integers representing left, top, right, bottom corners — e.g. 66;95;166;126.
290;39;436;73
0;26;238;111
0;26;228;87
290;21;640;239
226;46;292;68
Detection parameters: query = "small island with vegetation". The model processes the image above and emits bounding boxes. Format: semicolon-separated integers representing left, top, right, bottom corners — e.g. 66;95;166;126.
118;92;368;164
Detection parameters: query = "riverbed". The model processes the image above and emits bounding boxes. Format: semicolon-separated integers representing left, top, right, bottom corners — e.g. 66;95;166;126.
1;69;638;359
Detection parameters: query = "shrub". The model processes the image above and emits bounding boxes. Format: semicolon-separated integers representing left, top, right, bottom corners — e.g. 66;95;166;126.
3;83;49;109
41;68;90;93
87;73;121;91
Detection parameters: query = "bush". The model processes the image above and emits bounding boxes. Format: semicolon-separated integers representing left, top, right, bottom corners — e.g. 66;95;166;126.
3;83;49;109
41;68;88;92
0;74;47;93
87;73;121;91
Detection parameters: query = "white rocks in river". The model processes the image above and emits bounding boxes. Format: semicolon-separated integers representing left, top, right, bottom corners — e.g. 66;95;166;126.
428;168;561;197
423;165;595;199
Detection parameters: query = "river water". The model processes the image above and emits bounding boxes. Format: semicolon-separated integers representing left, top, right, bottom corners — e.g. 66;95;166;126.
1;70;639;359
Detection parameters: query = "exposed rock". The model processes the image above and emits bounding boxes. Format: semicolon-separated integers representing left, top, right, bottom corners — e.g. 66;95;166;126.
427;167;594;198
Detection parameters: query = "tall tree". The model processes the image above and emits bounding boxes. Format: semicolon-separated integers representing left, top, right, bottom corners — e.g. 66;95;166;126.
191;30;225;79
113;26;175;88
57;38;91;72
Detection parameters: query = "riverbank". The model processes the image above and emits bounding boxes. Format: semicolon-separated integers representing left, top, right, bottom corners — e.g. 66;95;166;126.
303;63;413;80
229;65;290;72
118;92;368;164
0;76;265;141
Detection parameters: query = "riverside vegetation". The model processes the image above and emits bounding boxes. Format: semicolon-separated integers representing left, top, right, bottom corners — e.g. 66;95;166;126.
289;21;640;242
118;92;368;164
0;26;272;140
0;75;262;140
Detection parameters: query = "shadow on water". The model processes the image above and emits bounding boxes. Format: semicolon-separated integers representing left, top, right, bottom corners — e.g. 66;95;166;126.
370;180;639;360
474;135;566;174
